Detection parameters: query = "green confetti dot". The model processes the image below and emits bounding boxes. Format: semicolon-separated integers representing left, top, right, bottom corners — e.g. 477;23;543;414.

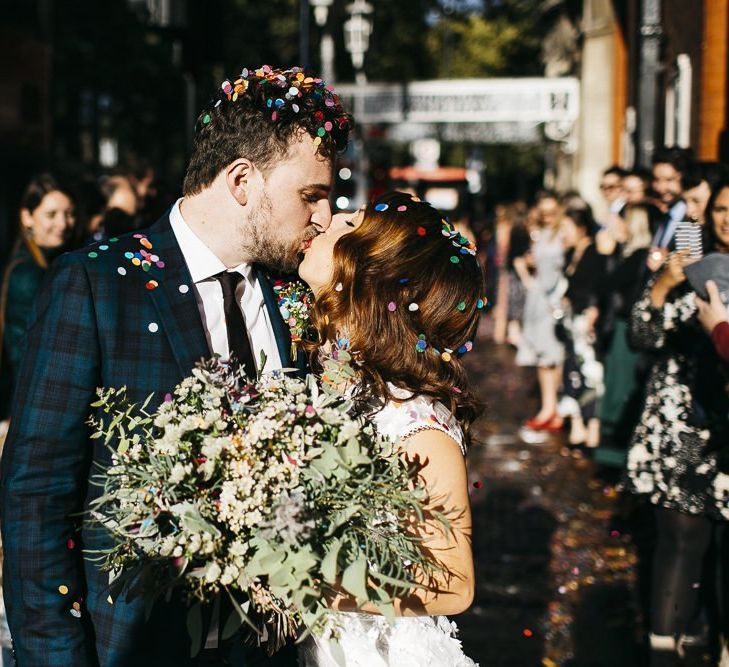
450;256;460;264
457;301;466;311
317;127;326;137
202;114;211;124
88;251;98;258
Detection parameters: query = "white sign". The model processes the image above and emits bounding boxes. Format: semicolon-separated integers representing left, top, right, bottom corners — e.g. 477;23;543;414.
336;77;579;125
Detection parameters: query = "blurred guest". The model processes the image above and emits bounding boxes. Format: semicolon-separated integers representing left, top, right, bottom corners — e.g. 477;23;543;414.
1;175;76;409
624;180;729;666
87;173;140;242
505;204;532;347
696;280;729;362
491;204;512;344
647;147;691;270
0;174;75;667
595;205;653;463
516;191;565;431
560;189;591;213
623;168;650;206
600;165;627;215
557;207;605;455
682;161;726;225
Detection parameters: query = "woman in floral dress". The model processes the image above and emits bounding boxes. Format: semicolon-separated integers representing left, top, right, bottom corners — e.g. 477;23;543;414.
624;181;729;666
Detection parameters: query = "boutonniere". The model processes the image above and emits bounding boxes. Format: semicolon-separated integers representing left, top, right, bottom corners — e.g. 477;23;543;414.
273;279;313;361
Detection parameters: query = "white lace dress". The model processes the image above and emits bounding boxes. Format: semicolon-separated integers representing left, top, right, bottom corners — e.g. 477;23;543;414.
298;388;478;667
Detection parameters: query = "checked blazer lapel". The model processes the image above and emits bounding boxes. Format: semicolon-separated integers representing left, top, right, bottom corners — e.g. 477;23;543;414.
144;215;211;378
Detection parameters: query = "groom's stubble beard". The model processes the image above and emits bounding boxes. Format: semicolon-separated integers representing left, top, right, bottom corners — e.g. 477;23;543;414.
244;189;308;272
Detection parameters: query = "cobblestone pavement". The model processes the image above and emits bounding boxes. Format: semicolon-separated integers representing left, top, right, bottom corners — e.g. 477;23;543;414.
456;322;646;667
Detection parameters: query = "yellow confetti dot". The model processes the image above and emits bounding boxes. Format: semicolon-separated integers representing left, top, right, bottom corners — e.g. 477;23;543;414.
441;352;452;362
131;258;141;266
72;602;81;611
58;585;69;595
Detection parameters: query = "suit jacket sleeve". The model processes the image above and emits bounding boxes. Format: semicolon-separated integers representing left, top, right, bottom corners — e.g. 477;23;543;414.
1;253;100;666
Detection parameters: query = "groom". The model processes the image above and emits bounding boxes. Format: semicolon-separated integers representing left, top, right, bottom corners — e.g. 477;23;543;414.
0;66;352;666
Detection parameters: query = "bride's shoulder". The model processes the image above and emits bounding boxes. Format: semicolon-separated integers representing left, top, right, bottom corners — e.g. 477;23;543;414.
374;384;466;455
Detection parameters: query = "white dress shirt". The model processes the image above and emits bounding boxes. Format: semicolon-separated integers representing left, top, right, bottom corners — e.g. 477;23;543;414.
169;199;282;373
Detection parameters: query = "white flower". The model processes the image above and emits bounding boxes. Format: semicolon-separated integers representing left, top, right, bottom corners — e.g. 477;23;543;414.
220;564;239;586
205;561;222;584
170;463;189;484
715;473;729;494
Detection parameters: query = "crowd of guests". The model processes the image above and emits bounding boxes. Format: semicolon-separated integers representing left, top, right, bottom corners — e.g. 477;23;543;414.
2;148;728;665
0;165;168;424
0;164;169;664
489;146;729;666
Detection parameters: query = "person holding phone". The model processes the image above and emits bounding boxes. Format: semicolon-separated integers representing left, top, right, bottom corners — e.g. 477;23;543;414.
623;180;729;666
696;280;729;362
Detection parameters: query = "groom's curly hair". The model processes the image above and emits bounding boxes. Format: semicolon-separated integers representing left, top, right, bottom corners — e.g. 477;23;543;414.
183;65;353;196
305;191;485;442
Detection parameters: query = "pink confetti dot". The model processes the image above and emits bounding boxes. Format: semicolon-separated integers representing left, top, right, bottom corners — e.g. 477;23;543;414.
397;205;408;212
387;302;397;312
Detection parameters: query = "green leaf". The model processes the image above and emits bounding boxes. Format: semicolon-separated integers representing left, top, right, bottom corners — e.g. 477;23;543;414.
325;505;361;537
221;608;243;641
321;538;342;584
341;557;368;601
186;603;203;657
225;588;260;635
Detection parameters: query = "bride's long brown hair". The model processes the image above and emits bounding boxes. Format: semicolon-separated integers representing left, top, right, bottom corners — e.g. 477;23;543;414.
304;191;485;440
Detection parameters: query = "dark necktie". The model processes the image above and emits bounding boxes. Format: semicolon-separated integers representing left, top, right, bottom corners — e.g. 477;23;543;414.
214;271;257;378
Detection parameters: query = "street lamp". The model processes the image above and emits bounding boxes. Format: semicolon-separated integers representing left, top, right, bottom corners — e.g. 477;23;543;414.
343;0;373;208
344;0;373;84
310;0;334;83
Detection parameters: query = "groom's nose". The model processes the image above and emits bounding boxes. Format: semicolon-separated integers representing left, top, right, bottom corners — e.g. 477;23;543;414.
310;198;332;233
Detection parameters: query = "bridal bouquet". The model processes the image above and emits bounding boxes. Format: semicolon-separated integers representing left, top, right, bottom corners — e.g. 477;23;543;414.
87;353;435;655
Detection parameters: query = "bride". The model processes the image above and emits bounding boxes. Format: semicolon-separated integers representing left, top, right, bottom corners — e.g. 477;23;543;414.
297;191;482;666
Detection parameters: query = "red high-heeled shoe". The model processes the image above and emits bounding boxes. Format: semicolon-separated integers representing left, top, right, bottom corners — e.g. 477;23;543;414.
542;415;564;432
524;413;556;430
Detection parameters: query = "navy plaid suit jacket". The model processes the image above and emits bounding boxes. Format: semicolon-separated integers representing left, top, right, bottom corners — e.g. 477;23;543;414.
0;214;305;666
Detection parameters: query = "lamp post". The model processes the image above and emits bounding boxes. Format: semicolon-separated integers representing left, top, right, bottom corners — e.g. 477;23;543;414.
344;0;373;86
310;0;334;83
344;0;373;207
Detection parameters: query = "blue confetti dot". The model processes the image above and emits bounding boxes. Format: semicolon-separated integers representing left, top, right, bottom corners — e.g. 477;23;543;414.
374;203;389;212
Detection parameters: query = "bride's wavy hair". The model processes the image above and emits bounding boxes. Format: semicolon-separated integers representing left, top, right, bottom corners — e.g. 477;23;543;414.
305;191;485;440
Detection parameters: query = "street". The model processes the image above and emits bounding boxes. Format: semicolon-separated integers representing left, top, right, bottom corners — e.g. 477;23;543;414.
457;320;647;667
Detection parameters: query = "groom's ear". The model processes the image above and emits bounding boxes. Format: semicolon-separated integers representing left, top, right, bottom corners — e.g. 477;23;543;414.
225;159;254;206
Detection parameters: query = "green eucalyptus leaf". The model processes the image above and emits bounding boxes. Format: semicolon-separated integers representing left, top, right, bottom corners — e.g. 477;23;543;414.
341;557;368;601
186;603;203;657
321;538;342;583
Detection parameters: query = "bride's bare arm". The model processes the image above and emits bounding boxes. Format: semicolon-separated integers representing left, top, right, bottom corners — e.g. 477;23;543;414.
331;429;475;616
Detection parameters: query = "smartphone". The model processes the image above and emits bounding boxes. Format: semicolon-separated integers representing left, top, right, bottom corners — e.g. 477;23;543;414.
674;221;703;259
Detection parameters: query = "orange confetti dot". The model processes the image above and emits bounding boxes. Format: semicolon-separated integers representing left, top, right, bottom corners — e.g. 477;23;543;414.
58;585;69;595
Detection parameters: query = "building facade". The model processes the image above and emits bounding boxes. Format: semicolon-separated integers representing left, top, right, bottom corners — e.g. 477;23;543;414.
575;0;728;216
